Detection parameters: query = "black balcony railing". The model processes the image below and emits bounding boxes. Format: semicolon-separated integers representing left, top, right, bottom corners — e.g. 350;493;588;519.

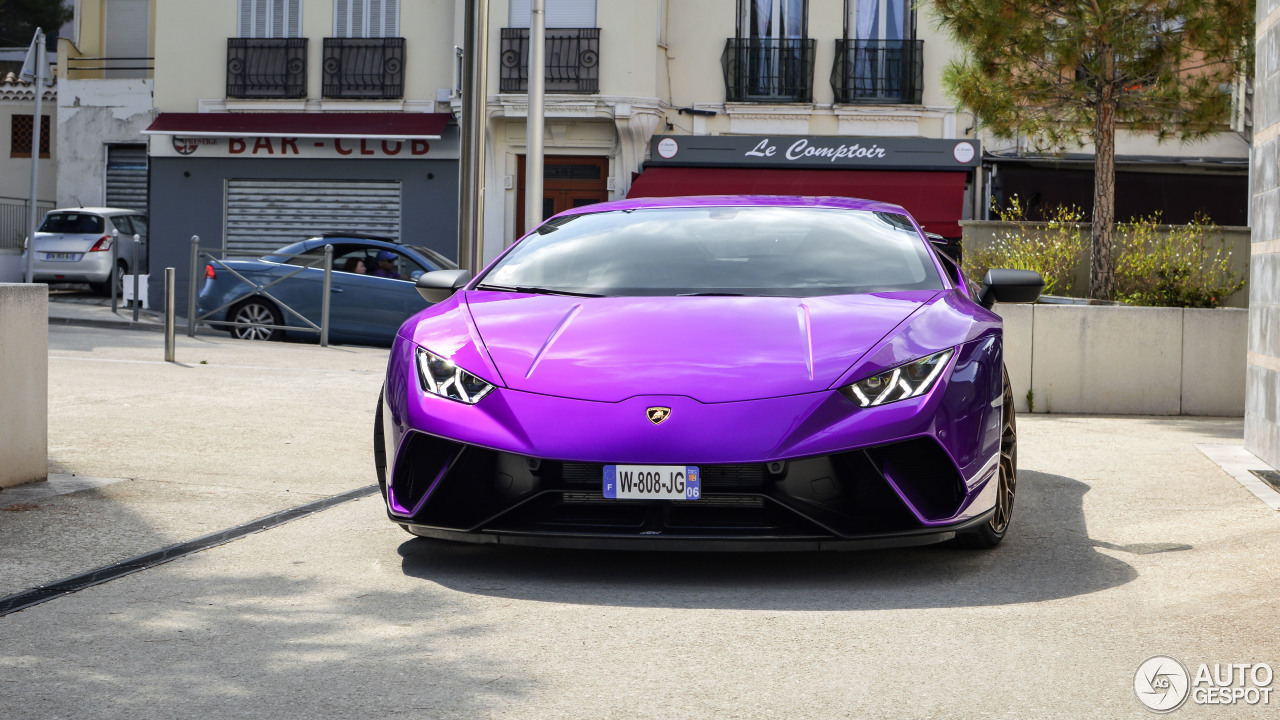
722;38;816;103
322;37;405;99
226;38;308;99
832;39;923;104
499;28;600;93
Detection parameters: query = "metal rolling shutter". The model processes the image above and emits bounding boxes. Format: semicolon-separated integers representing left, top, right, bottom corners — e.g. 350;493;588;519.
224;179;401;256
105;145;148;213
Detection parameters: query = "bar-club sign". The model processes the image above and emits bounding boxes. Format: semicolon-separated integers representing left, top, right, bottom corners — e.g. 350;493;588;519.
647;135;981;171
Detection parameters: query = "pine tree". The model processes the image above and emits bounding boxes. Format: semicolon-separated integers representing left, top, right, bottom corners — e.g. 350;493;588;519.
0;0;72;48
930;1;1253;299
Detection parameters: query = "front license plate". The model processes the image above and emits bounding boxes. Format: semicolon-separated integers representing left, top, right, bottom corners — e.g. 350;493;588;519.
604;465;701;500
44;252;79;261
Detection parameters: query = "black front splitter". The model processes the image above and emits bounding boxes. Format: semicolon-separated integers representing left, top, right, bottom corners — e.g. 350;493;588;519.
400;509;996;552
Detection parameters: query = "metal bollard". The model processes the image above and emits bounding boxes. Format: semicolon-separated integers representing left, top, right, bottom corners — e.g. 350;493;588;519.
320;244;333;348
131;234;140;322
165;267;176;363
110;229;119;313
187;235;200;338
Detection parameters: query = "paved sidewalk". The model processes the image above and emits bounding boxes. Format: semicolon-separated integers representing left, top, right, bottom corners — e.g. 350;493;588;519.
0;322;389;597
2;318;1279;718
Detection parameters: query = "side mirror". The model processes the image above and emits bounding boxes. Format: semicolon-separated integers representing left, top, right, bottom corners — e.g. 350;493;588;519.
977;269;1043;309
416;269;472;303
924;232;947;246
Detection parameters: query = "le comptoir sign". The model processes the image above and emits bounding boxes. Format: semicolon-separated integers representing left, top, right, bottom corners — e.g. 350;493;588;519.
163;136;438;159
647;134;981;171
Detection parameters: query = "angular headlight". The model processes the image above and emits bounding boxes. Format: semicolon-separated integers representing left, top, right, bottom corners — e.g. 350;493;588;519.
839;348;954;408
416;347;495;404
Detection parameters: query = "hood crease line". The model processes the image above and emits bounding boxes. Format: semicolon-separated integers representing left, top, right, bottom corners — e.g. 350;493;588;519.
526;303;583;380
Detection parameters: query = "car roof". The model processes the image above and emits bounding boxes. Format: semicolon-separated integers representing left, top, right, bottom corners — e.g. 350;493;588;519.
553;195;912;218
47;207;143;216
316;230;396;242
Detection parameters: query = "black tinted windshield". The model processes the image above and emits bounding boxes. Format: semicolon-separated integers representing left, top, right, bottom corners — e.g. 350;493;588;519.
478;206;945;297
39;213;104;234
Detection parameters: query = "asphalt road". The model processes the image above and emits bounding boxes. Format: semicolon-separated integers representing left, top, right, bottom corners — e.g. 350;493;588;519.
1;323;1278;718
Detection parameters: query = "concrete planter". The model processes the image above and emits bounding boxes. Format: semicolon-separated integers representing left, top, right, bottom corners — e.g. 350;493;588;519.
961;220;1252;308
0;283;47;488
996;304;1246;416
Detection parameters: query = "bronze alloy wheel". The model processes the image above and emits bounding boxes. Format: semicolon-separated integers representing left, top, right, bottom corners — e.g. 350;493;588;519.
955;366;1016;549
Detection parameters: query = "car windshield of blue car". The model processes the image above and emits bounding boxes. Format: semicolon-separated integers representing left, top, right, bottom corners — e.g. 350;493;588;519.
476;207;946;297
39;213;105;234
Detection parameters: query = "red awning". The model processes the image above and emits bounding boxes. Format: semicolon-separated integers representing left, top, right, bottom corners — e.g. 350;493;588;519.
627;167;969;238
143;112;451;140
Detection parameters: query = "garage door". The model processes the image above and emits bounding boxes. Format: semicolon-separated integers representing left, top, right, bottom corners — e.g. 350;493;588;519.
105;145;148;213
224;179;401;256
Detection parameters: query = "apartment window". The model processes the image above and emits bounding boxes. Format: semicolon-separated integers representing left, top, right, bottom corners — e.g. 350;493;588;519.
738;0;807;41
10;115;50;159
509;0;596;28
334;0;400;38
846;0;912;41
725;0;814;102
239;0;303;38
834;0;921;103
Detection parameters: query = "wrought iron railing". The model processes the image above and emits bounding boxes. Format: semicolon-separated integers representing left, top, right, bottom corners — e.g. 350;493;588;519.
322;37;405;99
226;38;308;99
499;28;600;93
722;38;816;103
832;39;923;104
66;56;154;78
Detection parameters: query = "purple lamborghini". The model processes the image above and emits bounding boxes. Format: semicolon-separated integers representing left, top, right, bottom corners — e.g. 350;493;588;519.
375;196;1043;551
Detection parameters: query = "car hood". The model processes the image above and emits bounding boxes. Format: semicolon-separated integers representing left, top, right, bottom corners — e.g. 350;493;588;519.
462;290;941;403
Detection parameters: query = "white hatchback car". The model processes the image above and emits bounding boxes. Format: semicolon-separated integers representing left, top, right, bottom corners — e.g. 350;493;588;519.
25;207;148;295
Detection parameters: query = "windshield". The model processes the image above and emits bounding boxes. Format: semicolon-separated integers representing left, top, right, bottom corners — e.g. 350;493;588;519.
39;213;105;234
478;206;945;297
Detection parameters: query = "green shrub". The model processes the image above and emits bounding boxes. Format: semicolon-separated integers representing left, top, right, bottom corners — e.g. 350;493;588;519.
963;196;1086;296
1112;213;1243;308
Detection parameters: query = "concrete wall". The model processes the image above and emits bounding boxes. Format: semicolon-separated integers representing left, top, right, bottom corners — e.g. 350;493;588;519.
996;305;1247;416
962;220;1252;308
0;283;47;489
0;85;58;250
55;78;155;208
1247;1;1280;468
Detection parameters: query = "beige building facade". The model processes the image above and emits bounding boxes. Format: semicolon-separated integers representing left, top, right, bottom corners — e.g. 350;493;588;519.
479;0;1248;263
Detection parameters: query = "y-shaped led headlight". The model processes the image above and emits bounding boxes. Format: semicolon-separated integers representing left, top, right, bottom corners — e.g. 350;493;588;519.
416;347;495;404
839;348;954;408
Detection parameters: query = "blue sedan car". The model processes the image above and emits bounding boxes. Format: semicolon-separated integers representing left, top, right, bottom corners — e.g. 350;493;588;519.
198;233;457;346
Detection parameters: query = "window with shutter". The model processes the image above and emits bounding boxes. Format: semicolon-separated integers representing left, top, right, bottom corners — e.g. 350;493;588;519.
509;0;597;28
333;0;399;38
238;0;303;38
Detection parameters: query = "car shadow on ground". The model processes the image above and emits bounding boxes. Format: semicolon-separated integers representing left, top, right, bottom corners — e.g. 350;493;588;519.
398;470;1148;610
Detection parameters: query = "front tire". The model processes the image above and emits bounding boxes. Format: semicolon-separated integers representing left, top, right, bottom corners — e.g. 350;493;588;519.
228;298;283;341
955;366;1017;549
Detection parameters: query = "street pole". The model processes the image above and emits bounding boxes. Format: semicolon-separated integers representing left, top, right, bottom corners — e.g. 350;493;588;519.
458;0;491;272
525;0;546;234
24;28;44;285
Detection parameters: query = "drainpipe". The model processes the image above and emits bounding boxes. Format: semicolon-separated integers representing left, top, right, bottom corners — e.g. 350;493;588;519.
458;0;490;272
525;0;546;234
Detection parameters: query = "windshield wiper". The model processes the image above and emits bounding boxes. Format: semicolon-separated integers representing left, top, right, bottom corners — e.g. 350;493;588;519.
677;292;748;296
475;284;603;298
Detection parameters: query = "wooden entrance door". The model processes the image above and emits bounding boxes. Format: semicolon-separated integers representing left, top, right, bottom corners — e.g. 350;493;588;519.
516;155;609;237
